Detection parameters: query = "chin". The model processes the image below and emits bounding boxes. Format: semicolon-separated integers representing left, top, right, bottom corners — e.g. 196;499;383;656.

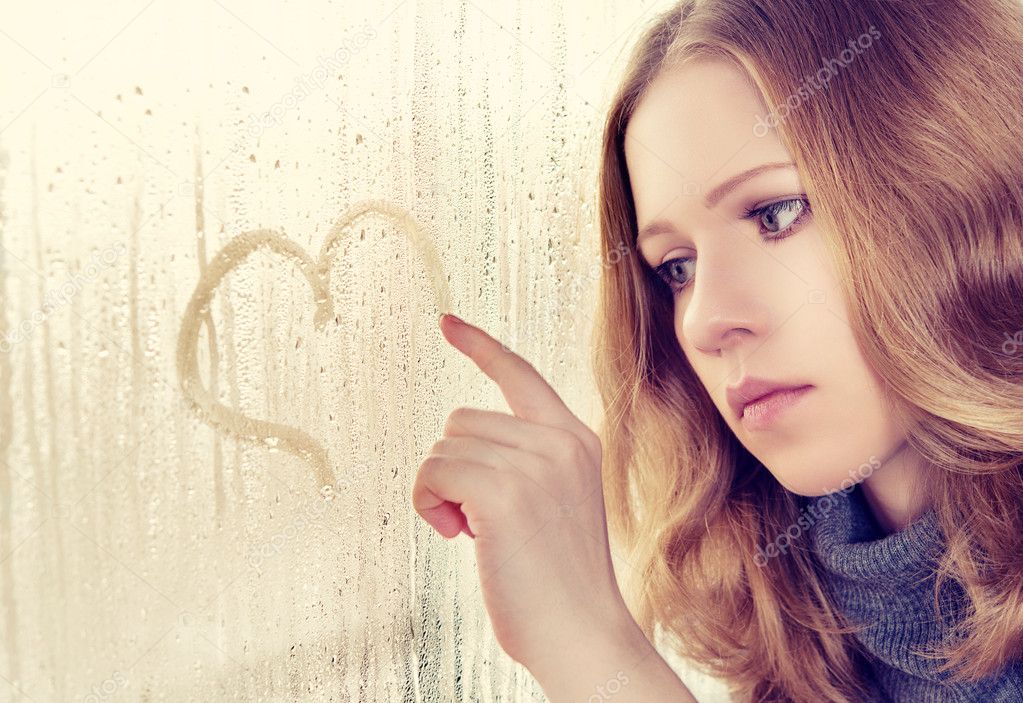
771;472;854;498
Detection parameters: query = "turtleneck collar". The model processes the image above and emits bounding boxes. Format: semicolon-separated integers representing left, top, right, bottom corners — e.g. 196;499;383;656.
805;483;966;694
801;483;1023;701
807;481;944;585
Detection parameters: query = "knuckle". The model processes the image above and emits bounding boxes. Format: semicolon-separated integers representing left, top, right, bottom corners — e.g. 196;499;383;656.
443;406;473;435
555;429;588;465
419;454;444;474
580;428;602;459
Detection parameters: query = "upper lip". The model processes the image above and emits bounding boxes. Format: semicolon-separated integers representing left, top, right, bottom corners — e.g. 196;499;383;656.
726;377;812;419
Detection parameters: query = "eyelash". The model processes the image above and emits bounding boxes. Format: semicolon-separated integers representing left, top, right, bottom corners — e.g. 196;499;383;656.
652;196;812;296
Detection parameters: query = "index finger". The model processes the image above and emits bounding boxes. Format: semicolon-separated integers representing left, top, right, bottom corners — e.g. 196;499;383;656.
438;312;577;430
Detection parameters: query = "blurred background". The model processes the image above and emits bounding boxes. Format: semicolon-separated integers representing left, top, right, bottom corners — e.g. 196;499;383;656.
0;1;732;700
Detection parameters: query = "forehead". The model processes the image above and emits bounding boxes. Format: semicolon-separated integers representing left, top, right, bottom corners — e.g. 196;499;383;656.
623;59;792;215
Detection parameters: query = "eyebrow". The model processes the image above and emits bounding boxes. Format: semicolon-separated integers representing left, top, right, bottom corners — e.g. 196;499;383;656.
636;161;796;243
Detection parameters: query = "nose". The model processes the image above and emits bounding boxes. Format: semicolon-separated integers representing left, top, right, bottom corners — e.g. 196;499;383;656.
679;238;771;356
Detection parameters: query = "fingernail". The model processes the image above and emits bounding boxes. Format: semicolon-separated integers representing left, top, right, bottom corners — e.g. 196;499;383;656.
443;312;466;327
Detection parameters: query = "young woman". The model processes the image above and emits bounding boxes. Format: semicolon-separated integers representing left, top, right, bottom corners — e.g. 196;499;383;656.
413;1;1023;701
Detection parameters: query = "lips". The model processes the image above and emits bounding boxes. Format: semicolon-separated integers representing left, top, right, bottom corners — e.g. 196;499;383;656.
725;377;813;419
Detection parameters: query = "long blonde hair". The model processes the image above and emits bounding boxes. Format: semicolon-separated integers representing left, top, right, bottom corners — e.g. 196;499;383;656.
592;1;1023;700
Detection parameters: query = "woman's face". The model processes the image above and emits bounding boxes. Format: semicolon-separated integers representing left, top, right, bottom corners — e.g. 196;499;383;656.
623;58;907;497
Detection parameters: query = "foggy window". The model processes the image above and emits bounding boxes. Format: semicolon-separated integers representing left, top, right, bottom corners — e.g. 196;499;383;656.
0;1;730;701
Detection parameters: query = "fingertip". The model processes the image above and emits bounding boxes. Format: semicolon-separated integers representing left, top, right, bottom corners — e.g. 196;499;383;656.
439;313;474;352
439;312;466;329
421;503;464;539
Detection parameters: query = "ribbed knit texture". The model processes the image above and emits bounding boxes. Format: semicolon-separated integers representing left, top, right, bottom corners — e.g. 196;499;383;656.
804;483;1023;702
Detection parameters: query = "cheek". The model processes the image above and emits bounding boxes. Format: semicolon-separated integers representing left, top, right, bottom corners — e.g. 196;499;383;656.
804;226;850;312
809;343;886;453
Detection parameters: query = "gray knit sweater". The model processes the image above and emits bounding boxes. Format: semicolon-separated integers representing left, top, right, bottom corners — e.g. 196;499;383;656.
804;483;1023;702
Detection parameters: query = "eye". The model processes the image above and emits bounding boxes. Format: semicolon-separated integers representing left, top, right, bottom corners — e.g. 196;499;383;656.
651;196;812;296
651;257;697;296
745;197;810;234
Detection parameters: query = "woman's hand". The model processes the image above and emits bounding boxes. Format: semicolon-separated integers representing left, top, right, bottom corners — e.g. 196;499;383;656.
411;312;639;674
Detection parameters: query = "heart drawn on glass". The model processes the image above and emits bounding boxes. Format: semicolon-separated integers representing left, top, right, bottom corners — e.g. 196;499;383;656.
176;199;451;493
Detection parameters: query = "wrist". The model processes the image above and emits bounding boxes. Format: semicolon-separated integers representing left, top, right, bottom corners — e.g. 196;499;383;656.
523;610;656;698
526;624;695;703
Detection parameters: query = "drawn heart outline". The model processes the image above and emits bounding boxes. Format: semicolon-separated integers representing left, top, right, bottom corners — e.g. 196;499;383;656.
176;199;452;491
